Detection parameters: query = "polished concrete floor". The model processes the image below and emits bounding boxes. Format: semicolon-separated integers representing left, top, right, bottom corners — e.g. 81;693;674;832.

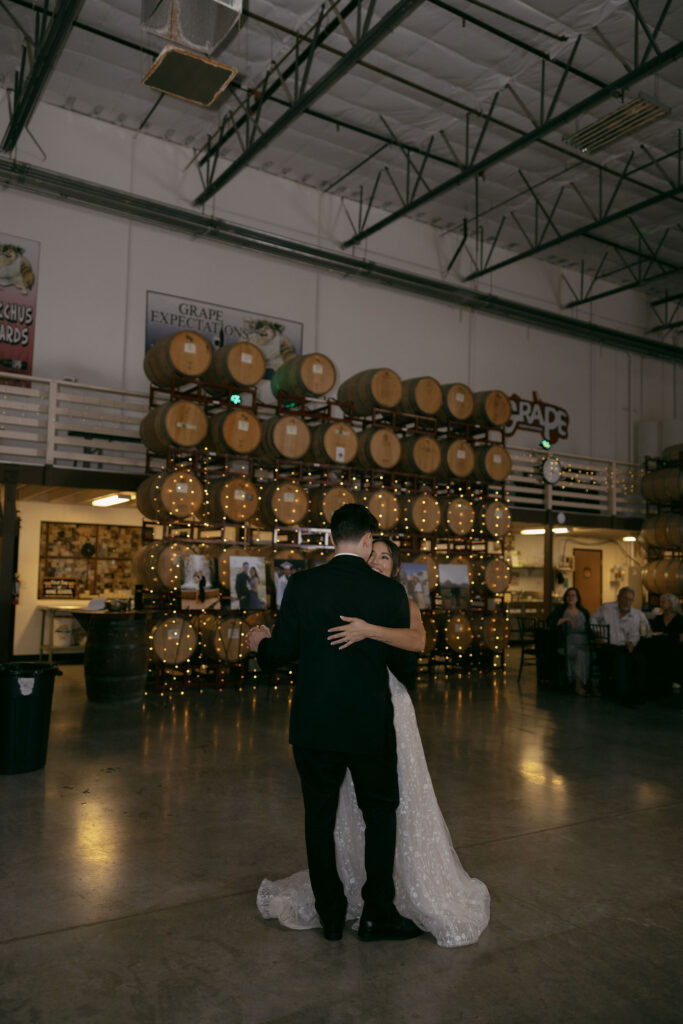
2;659;682;1024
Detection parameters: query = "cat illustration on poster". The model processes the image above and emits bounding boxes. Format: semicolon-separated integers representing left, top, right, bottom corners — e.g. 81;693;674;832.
0;244;35;294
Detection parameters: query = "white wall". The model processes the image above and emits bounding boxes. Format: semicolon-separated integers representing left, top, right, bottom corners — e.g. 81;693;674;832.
2;100;679;464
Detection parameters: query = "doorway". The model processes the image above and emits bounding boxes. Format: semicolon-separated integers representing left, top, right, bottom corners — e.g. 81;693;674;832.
573;549;602;613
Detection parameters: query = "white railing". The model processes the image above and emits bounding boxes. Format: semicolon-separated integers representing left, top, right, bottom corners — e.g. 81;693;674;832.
0;371;646;517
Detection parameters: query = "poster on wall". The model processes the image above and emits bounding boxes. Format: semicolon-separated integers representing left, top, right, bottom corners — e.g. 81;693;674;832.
0;233;40;377
145;291;303;383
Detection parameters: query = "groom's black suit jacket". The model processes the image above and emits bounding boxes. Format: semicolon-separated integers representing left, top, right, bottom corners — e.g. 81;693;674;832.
257;554;416;754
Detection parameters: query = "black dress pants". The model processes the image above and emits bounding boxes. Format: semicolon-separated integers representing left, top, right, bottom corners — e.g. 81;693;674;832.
292;721;399;922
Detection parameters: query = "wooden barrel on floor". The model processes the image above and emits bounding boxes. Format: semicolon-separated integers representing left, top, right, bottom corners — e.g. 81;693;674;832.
362;489;401;530
475;612;510;652
143;332;213;387
400;435;441;475
270;353;336;398
337;368;402;414
445;611;473;652
356;427;402;470
260;481;309;526
259;415;311;462
150;615;198;664
209;408;262;455
472;556;511;594
205;477;259;524
308;422;359;465
210;342;266;389
641;468;683;503
442;497;475;536
471;390;511;427
139;400;208;453
402;493;442;534
479;500;512;539
197;614;249;662
473;443;512;483
438;383;474;424
440;438;475;479
134;541;193;591
397;376;443;417
83;616;148;704
136;469;204;522
307;486;356;525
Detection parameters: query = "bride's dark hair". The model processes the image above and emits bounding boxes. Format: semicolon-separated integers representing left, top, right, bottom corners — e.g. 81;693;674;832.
373;536;401;579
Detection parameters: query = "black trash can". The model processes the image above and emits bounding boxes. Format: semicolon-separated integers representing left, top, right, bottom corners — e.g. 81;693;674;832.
0;662;61;774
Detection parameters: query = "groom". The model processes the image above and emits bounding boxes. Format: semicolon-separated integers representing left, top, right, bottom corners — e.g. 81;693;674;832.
247;504;421;942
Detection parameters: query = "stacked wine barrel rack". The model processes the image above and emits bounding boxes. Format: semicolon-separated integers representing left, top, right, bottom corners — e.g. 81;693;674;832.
136;331;514;691
640;447;683;603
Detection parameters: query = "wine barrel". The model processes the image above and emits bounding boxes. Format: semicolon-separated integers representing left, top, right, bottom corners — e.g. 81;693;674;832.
83;616;148;704
442;497;475;536
438;383;474;424
151;615;198;664
475;612;510;652
136;469;204;522
216;546;241;589
422;614;439;655
472;556;511;594
211;341;266;388
661;443;683;463
356;427;402;470
641;562;657;592
474;443;512;483
402;493;442;534
271;353;336;398
445;611;473;652
400;435;441;476
205;477;259;524
479;500;512;539
641;468;683;503
134;541;192;591
397;376;443;417
143;331;213;387
259;415;311;462
642;514;680;549
308;486;357;525
648;557;683;594
337;368;402;414
471;390;511;427
139;400;208;453
209;408;262;455
362;489;401;530
307;548;332;568
197;614;249;662
440;438;475;479
261;481;309;526
308;422;359;465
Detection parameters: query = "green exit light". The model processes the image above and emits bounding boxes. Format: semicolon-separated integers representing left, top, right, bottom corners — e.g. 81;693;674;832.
230;394;241;405
540;438;551;450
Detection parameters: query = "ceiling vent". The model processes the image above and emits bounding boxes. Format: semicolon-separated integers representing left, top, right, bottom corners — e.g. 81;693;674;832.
143;46;237;107
565;97;668;153
141;0;242;56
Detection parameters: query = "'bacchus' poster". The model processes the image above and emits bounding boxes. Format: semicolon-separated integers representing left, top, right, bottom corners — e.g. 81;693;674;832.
0;233;39;377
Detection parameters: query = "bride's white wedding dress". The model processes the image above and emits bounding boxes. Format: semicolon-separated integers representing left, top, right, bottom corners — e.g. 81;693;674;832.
257;675;490;947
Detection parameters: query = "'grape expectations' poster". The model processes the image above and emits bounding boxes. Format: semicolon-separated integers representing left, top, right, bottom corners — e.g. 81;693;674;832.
0;233;40;378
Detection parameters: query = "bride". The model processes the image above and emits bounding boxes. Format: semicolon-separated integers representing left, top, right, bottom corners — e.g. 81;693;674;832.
257;538;490;948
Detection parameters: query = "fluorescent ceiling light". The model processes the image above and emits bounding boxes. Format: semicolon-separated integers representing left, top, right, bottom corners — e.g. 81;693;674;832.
622;535;637;542
566;97;668;153
520;527;569;535
92;494;131;507
552;527;569;534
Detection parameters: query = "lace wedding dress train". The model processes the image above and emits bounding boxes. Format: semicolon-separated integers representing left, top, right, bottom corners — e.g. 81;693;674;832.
257;676;490;947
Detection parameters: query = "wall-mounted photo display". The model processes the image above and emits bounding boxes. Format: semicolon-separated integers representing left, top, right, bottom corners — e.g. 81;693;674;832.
229;554;267;612
399;562;431;610
0;232;40;378
38;522;142;598
180;550;221;611
145;291;303;384
273;557;306;608
438;562;470;610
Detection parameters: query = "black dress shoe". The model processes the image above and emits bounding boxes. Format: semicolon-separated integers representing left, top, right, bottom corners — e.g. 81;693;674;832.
321;920;344;941
358;907;423;942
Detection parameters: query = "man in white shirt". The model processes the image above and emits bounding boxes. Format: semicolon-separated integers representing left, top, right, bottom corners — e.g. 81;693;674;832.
591;587;649;707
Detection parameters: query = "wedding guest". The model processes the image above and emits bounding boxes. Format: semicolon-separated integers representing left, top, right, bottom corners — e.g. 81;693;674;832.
591;587;650;707
647;593;683;697
548;587;591;695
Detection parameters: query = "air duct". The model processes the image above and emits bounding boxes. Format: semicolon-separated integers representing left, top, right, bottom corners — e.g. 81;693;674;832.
141;0;242;56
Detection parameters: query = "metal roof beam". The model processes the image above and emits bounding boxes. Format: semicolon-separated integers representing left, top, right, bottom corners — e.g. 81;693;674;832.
1;154;680;363
341;35;683;247
194;0;426;205
1;0;85;153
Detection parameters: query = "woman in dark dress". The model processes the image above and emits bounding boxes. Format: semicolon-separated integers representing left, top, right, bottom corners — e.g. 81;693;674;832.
649;593;683;696
548;587;592;695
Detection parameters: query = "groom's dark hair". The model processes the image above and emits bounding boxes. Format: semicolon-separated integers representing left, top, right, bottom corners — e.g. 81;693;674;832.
330;503;378;544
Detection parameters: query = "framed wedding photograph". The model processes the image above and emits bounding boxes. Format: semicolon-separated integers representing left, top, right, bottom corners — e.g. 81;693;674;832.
229;554;267;612
438;562;470;610
180;550;221;611
398;562;431;610
273;557;306;608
